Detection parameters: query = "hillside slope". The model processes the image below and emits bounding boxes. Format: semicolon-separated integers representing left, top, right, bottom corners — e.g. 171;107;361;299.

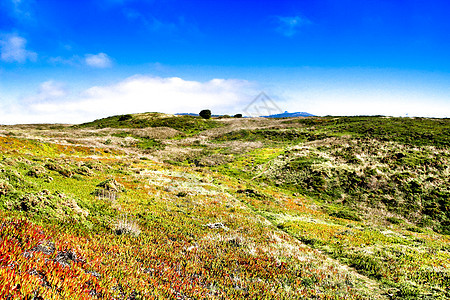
0;115;449;299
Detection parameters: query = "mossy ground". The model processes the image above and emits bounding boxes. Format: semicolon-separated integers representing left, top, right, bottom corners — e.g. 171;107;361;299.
0;115;449;299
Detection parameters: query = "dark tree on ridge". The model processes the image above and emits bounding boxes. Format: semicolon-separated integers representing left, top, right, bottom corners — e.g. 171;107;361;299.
199;109;212;119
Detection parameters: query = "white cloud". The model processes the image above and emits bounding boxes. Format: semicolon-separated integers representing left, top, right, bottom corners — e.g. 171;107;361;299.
85;53;113;68
23;81;67;104
48;55;78;66
275;16;311;37
0;34;37;63
0;75;257;124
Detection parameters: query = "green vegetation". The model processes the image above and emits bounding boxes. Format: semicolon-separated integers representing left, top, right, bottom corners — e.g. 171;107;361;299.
284;116;450;147
0;114;449;299
215;128;311;145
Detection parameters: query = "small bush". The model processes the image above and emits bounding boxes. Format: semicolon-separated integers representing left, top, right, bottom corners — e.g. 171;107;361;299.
96;179;126;193
406;226;423;233
329;210;362;221
44;163;73;178
75;166;94;176
348;253;383;279
91;188;118;201
300;237;325;247
0;180;13;196
395;283;420;298
114;214;141;237
386;217;403;224
26;166;47;178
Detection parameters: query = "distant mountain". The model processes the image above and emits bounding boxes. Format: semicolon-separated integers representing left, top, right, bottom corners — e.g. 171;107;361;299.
262;111;315;118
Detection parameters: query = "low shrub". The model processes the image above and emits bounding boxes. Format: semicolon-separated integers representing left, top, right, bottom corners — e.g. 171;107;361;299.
386;217;403;224
114;214;141;237
329;210;362;221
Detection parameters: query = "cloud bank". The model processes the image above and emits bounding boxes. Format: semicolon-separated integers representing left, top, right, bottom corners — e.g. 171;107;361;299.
0;75;257;124
2;73;448;125
280;88;450;118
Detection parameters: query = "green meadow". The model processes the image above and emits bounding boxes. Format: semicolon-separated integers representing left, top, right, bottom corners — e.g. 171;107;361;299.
0;114;449;299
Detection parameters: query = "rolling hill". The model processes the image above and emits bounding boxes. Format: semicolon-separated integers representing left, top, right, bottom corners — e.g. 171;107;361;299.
0;114;449;299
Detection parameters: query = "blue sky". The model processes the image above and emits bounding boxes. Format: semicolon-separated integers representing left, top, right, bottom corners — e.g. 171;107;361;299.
0;0;449;123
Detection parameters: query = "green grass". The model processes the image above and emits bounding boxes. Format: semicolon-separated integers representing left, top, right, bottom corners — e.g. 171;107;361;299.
111;132;165;150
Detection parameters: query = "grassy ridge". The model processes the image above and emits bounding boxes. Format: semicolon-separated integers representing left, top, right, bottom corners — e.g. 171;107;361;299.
76;113;223;135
